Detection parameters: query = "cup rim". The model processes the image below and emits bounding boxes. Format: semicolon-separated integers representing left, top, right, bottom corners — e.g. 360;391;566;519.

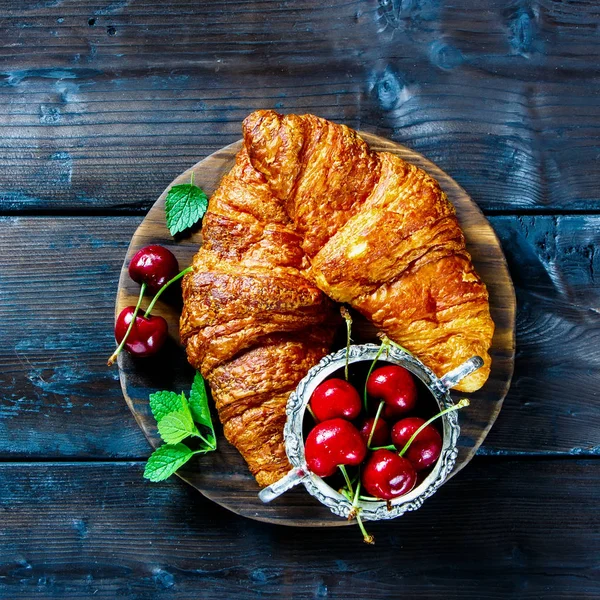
282;343;460;522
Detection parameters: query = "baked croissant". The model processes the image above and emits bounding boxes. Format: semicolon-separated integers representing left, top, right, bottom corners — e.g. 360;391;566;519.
180;110;494;487
179;145;339;487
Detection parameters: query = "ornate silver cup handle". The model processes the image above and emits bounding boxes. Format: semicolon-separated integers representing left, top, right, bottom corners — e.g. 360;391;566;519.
258;466;309;503
439;356;484;390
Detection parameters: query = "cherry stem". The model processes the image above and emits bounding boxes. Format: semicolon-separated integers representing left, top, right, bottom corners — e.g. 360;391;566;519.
398;398;470;457
340;306;352;381
144;265;193;318
364;341;387;410
306;404;318;422
371;399;471;452
352;479;361;508
107;282;147;366
356;512;374;545
339;466;373;544
367;400;385;449
338;464;353;495
378;333;411;356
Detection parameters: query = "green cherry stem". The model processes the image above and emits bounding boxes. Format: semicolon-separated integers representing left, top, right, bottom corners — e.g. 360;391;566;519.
352;479;361;508
367;400;385;449
377;333;411;355
363;341;387;410
144;265;193;318
107;282;147;366
355;510;374;545
371;398;471;453
340;306;352;381
306;404;318;422
340;466;374;545
398;398;470;457
338;464;353;495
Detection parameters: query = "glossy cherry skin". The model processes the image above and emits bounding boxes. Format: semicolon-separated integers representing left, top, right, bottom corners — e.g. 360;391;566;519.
366;365;417;418
391;417;442;472
304;418;367;478
115;306;168;357
359;416;390;447
310;378;362;422
361;449;417;500
128;245;179;294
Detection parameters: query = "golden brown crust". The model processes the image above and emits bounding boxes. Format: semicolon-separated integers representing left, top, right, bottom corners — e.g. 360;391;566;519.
180;139;339;487
181;110;495;487
209;333;334;487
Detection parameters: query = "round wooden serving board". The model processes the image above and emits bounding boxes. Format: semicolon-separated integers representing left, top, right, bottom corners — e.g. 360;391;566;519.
116;132;516;527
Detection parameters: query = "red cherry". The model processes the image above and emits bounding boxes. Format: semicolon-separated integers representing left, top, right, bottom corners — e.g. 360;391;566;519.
391;417;442;472
361;449;417;500
115;306;168;357
359;416;390;447
304;418;367;478
366;365;417;418
310;378;362;422
129;245;179;294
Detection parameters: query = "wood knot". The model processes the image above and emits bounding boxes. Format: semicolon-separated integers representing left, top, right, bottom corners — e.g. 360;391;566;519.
368;66;409;111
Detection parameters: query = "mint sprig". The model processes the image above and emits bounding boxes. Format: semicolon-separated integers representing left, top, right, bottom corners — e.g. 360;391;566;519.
165;173;208;236
144;372;217;482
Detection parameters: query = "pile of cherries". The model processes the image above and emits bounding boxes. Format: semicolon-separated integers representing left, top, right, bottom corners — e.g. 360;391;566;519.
304;362;446;501
108;244;190;366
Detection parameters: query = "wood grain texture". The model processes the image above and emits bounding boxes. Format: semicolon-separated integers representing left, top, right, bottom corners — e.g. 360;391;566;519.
0;459;598;599
115;134;515;525
0;0;597;594
1;215;598;461
0;216;149;458
0;0;598;213
484;214;600;455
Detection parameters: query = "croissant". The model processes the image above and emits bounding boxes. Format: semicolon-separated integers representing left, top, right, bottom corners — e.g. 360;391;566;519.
180;110;494;487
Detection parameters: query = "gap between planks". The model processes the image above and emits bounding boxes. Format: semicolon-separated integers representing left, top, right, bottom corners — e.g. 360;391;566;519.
2;208;600;217
0;454;598;466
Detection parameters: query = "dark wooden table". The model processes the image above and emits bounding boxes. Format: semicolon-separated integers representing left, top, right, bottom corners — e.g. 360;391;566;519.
1;1;599;598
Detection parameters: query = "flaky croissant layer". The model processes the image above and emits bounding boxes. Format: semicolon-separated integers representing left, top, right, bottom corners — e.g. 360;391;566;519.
181;111;494;486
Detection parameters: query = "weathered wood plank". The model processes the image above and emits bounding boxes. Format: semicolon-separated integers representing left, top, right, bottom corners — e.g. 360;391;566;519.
0;215;598;459
484;214;600;455
0;216;148;458
0;0;598;212
0;459;598;599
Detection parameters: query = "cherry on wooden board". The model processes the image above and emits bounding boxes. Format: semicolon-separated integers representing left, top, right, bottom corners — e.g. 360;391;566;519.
115;306;168;358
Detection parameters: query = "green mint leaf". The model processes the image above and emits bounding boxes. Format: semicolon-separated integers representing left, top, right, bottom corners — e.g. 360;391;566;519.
189;373;211;428
143;444;194;482
165;182;208;236
179;391;195;422
189;372;217;448
157;411;198;444
149;391;182;423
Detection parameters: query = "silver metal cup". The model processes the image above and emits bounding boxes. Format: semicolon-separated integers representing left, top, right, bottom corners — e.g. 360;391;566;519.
259;343;483;522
